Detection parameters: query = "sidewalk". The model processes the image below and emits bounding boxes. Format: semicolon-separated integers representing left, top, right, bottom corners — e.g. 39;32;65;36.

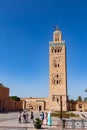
1;112;86;130
0;120;59;130
0;113;86;130
0;112;59;130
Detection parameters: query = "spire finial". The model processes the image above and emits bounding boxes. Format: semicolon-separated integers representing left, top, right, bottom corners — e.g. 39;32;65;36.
54;25;59;31
56;25;59;30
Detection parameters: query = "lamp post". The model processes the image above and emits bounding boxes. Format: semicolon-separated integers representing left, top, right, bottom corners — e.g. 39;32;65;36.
56;95;66;120
60;95;63;120
53;95;67;130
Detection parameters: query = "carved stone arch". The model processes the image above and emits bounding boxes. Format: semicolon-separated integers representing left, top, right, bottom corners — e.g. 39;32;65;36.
51;47;54;53
54;48;56;53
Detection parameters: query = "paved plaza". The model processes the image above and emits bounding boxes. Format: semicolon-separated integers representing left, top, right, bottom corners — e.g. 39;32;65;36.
0;111;87;130
0;111;59;130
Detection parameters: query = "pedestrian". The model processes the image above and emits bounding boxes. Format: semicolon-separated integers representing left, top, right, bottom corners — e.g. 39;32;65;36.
30;111;34;123
43;112;48;125
40;112;42;120
40;111;44;124
26;111;29;123
47;112;52;126
23;111;26;123
18;111;22;123
42;111;44;123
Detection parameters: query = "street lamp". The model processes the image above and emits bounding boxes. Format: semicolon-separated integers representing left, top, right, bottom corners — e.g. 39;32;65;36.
60;95;63;120
54;95;66;120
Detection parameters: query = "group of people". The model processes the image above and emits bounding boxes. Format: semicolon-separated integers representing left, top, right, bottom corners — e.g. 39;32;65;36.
39;111;52;126
18;110;52;126
18;110;34;123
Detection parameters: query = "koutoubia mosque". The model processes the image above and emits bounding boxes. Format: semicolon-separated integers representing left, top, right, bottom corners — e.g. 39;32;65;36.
1;27;87;112
21;27;68;111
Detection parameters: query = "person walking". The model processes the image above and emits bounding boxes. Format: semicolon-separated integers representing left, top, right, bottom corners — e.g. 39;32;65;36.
42;111;44;122
23;111;26;123
40;111;44;124
26;111;29;123
18;111;22;123
30;111;34;123
43;112;48;125
47;112;52;126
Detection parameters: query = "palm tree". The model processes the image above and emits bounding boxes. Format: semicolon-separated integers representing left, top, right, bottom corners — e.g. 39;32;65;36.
85;89;87;92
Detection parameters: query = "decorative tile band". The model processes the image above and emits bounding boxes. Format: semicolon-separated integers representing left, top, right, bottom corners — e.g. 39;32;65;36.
49;42;65;46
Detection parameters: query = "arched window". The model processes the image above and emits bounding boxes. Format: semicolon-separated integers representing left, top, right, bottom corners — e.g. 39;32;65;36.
51;48;54;53
55;64;57;67
55;38;57;41
57;98;59;102
56;75;58;78
55;49;56;53
58;38;59;41
57;80;58;84
52;96;55;101
58;49;59;53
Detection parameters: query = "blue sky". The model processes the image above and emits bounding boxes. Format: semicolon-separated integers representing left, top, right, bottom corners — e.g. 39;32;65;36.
0;0;87;100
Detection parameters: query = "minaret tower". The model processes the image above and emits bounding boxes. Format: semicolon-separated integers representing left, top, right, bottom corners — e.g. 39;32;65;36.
49;27;67;111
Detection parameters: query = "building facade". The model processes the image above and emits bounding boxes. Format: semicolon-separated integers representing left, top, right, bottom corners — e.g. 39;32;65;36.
0;84;23;112
22;98;49;111
1;28;87;112
0;84;9;101
49;27;67;111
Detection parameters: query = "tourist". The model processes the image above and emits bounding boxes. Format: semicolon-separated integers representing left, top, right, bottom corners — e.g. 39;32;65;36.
40;111;44;124
43;112;48;125
47;112;52;126
42;111;44;121
18;111;22;123
23;111;26;123
26;111;29;123
30;111;34;123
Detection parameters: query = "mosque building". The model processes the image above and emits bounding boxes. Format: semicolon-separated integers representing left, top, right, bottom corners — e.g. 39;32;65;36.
1;27;87;112
21;27;68;111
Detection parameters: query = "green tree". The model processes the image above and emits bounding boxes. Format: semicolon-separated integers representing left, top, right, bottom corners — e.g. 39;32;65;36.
84;97;87;102
85;89;87;92
69;99;75;102
10;96;20;101
77;96;82;101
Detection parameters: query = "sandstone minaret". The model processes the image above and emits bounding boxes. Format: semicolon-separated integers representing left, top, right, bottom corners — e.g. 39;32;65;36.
49;27;67;111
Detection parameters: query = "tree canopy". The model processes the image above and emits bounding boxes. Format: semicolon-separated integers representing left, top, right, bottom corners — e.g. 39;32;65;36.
84;97;87;102
85;89;87;92
10;96;20;101
77;96;82;101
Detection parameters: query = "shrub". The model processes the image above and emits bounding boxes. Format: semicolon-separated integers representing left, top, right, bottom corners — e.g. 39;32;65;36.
34;118;42;129
51;111;79;118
